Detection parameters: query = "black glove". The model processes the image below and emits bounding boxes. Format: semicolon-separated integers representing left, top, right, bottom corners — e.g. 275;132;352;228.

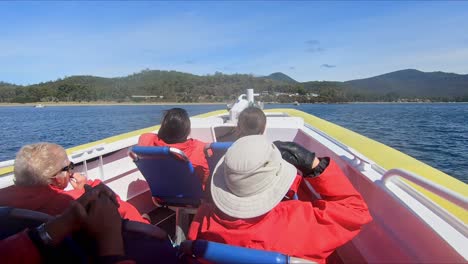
273;141;316;176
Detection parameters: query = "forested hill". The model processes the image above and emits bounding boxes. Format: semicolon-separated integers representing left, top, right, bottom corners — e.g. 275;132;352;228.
264;72;298;83
0;70;298;103
0;69;467;103
344;69;468;100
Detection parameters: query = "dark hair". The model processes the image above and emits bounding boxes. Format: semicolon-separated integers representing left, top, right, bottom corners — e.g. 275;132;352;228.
237;107;266;138
158;108;191;144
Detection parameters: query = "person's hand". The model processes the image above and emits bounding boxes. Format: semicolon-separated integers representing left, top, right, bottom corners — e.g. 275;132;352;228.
70;173;87;190
44;188;102;246
84;195;124;257
85;183;119;208
273;141;319;175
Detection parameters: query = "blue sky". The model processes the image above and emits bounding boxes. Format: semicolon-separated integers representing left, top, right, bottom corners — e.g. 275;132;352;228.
1;1;467;85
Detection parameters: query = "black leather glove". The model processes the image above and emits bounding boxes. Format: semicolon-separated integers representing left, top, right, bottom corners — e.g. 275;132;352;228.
273;141;316;176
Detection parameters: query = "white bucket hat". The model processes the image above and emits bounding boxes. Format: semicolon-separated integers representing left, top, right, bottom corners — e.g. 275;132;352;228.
210;135;297;218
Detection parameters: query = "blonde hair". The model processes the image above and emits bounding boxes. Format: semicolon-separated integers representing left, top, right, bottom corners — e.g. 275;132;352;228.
14;142;68;186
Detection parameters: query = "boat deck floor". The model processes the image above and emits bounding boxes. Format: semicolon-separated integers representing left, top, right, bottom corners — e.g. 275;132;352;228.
146;207;195;242
148;207;176;239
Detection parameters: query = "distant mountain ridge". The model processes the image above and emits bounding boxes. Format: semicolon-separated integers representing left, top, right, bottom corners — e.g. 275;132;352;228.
0;69;467;103
264;72;298;83
344;69;468;98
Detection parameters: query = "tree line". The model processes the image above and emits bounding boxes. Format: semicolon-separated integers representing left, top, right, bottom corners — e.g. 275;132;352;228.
0;70;466;103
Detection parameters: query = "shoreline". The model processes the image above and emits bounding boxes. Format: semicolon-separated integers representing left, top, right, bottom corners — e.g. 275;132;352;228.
346;101;468;104
0;101;467;107
0;102;227;107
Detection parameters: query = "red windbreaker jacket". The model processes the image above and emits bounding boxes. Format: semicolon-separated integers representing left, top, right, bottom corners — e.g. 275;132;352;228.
0;179;149;223
138;133;209;189
188;159;372;263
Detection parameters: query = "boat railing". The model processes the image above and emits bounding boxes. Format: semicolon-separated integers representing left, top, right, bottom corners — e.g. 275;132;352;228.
383;169;467;210
0;160;14;170
70;144;108;180
303;123;385;172
382;169;467;256
68;136;140;181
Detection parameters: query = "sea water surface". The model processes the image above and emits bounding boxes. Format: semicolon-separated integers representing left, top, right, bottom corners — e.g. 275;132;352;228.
0;103;466;183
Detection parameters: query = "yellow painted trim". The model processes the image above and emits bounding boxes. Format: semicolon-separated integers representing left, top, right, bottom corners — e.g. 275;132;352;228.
0;167;12;176
194;109;228;118
265;108;467;223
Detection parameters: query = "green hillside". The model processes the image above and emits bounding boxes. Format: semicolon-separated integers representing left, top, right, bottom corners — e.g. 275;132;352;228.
0;70;295;103
1;69;467;103
344;69;468;101
264;72;298;83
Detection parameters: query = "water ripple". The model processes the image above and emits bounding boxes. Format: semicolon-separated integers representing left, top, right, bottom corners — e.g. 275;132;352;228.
0;103;467;183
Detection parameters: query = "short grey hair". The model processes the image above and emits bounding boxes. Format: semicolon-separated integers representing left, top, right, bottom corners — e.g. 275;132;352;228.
14;142;68;186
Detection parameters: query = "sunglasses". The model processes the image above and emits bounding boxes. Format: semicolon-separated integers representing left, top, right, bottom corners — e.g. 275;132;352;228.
61;162;75;173
52;162;74;178
50;161;75;179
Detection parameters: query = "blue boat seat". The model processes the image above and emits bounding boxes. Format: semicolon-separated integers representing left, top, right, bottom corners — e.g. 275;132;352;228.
204;142;233;174
179;240;317;264
129;146;204;244
129;146;204;208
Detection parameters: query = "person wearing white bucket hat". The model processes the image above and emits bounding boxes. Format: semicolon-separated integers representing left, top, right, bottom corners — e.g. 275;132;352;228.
188;135;372;263
210;134;297;219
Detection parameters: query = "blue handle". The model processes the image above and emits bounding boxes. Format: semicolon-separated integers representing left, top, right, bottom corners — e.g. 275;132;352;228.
131;146;170;155
210;142;233;151
192;240;287;264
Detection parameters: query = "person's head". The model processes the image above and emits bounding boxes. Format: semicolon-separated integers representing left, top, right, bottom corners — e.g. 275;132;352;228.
158;108;191;144
14;142;74;189
236;107;266;138
210;135;297;219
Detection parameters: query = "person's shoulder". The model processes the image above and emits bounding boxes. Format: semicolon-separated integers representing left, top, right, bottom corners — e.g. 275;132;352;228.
138;133;158;146
188;138;206;144
140;132;157;139
275;200;307;208
187;138;208;149
0;184;21;200
0;184;20;192
270;200;313;218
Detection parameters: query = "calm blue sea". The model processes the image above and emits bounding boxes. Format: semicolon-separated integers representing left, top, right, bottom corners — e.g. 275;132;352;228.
0;103;466;183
